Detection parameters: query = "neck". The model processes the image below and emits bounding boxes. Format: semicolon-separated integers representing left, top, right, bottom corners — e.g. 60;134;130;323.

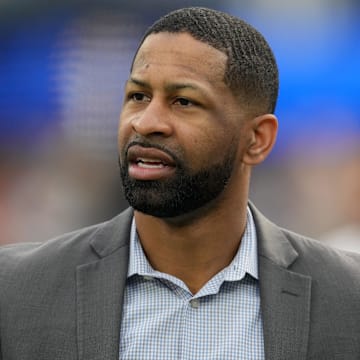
134;184;249;294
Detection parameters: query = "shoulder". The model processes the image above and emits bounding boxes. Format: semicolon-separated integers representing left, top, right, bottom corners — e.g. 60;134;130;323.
282;228;360;351
0;208;133;280
250;201;360;300
250;202;360;279
283;227;360;280
253;203;360;339
281;229;360;272
280;228;360;321
0;208;133;314
0;223;97;272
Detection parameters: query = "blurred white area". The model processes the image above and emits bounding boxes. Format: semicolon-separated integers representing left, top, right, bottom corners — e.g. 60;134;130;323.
56;10;142;158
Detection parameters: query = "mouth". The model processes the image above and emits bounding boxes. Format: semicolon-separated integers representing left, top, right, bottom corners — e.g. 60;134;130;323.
136;158;168;169
127;144;176;180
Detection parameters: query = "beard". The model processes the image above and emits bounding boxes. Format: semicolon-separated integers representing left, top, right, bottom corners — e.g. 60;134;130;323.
119;140;237;218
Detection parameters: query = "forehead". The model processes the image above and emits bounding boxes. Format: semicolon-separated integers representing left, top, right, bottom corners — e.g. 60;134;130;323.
132;32;228;83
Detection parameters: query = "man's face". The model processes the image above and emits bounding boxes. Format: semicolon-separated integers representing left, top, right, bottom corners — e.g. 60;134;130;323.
118;32;249;219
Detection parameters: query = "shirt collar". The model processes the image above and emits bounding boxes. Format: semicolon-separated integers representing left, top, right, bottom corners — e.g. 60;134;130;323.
223;207;259;281
127;206;259;281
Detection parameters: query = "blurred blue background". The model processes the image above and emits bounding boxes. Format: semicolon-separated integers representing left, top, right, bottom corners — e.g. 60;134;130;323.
1;0;360;250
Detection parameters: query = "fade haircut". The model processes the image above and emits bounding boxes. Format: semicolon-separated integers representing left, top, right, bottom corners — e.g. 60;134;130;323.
134;7;279;114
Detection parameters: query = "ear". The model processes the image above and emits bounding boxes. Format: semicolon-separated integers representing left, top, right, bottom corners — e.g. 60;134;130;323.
243;114;278;165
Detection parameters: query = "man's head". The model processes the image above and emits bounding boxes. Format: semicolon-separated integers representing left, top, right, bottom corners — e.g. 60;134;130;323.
118;7;278;220
135;7;279;115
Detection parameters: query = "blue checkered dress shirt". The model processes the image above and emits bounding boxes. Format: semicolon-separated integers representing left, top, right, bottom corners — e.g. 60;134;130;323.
119;207;264;359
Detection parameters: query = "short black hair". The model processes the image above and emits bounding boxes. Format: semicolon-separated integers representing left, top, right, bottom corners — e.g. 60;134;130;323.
135;7;279;114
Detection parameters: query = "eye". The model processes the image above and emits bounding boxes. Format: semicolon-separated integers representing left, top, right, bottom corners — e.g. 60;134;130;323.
130;92;151;102
174;97;193;106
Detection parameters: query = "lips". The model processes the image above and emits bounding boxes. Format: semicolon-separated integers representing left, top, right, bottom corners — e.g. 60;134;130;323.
127;144;176;180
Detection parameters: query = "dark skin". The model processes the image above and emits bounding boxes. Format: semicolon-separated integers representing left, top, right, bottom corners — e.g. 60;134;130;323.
118;32;278;294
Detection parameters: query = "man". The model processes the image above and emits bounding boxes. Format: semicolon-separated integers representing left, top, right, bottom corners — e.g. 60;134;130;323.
0;7;359;360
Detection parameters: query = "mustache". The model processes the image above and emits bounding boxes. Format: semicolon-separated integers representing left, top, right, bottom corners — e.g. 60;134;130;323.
124;139;183;165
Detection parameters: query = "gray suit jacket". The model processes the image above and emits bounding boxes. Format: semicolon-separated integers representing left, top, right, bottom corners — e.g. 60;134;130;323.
0;204;359;359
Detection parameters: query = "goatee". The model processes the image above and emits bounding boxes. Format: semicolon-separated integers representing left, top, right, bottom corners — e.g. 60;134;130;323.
119;141;236;218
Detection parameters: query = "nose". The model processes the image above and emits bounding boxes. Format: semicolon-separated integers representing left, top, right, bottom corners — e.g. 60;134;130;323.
131;99;173;138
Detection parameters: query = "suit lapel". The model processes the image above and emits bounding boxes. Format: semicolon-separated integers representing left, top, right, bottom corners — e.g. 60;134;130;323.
259;258;311;360
76;208;133;360
250;204;312;360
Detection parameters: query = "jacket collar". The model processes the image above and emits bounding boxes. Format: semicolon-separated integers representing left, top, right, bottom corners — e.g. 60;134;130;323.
249;202;311;360
89;207;134;258
249;202;299;269
80;204;311;360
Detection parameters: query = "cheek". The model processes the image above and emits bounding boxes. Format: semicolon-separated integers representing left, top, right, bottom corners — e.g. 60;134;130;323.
180;129;229;169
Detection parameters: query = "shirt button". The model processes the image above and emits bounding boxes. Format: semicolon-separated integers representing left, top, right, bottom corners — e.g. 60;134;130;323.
190;299;200;309
143;275;154;281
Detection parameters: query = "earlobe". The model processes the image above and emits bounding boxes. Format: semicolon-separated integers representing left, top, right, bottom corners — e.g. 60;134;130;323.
243;114;278;165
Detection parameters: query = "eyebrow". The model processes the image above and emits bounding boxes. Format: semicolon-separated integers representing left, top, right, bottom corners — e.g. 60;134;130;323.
165;83;199;92
127;77;208;96
128;77;148;87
